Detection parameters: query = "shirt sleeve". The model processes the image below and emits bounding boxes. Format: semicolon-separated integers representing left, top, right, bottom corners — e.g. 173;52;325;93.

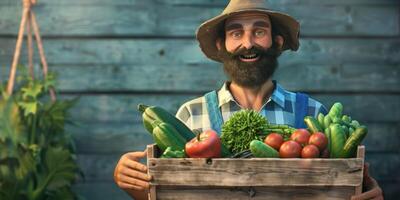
308;98;328;118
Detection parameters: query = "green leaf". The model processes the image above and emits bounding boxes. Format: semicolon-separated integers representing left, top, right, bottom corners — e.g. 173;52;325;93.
18;101;39;116
21;81;43;100
33;147;79;199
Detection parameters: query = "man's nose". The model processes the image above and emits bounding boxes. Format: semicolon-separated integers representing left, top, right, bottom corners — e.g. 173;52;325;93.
242;33;254;49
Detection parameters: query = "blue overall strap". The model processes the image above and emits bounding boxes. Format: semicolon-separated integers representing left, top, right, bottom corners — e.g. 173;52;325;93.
295;92;309;129
205;91;224;136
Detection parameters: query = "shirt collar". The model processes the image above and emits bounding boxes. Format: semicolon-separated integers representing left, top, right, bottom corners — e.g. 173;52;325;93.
217;81;287;109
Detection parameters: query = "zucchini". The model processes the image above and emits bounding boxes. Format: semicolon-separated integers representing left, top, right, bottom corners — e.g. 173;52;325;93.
304;116;323;133
341;126;368;158
249;140;279;158
329;124;346;158
152;120;186;152
138;104;195;141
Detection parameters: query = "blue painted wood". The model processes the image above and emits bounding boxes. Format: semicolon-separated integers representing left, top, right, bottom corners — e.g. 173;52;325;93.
1;38;399;92
0;0;398;36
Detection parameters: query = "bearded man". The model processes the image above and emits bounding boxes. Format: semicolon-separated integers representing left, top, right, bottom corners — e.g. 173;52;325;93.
113;1;383;199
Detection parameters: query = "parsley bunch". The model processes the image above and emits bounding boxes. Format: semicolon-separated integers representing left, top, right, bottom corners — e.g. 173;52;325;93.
221;110;269;153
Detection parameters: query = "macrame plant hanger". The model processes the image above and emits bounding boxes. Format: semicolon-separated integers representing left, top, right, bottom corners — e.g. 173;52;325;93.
7;0;56;101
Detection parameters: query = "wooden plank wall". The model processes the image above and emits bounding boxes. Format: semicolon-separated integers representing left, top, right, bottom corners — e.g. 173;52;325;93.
0;0;399;199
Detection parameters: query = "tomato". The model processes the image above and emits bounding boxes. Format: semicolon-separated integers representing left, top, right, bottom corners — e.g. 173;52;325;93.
290;129;311;146
301;144;320;158
264;133;284;151
279;141;302;158
185;129;221;158
308;132;328;151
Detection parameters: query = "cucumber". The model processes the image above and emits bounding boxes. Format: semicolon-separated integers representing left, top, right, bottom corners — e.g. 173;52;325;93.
249;140;279;158
323;115;332;129
304;116;323;133
138;104;195;141
341;126;368;158
317;113;325;129
342;115;351;124
329;124;347;158
152;120;186;152
324;127;332;157
328;102;343;119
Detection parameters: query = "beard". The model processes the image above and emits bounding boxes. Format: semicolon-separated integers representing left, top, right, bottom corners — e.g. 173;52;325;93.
217;42;281;88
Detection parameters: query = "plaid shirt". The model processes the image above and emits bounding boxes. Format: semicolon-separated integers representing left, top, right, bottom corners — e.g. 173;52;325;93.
176;81;327;132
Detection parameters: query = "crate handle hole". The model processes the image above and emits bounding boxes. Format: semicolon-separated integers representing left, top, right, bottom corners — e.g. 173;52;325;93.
206;158;212;165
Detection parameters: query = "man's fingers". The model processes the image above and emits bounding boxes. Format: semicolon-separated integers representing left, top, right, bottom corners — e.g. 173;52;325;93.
123;158;148;172
125;151;147;161
120;167;152;181
119;174;150;189
117;182;146;191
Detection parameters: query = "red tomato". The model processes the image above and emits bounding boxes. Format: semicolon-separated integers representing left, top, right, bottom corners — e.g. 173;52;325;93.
279;141;302;158
308;132;328;151
301;144;320;158
290;129;311;146
185;129;221;158
264;133;284;151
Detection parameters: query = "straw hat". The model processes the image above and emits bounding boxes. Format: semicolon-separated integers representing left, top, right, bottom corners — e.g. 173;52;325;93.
196;0;300;62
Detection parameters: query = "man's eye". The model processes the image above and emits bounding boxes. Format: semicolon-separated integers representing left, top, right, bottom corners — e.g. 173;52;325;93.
231;31;242;38
254;30;266;37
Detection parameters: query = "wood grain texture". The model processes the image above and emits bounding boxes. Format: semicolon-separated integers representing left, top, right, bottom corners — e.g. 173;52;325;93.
145;145;364;199
70;180;400;200
154;186;356;200
1;38;398;92
148;158;363;186
74;153;399;183
0;0;398;36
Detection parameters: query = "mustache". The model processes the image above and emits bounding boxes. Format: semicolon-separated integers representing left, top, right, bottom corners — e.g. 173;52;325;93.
223;44;281;59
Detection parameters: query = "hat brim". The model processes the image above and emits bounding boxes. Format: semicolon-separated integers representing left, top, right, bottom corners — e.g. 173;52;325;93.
196;9;300;62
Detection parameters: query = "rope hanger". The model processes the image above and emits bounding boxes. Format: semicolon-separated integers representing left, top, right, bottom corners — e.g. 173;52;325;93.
7;0;56;101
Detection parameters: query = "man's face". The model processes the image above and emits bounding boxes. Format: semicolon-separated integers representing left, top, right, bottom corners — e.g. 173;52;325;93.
217;13;281;88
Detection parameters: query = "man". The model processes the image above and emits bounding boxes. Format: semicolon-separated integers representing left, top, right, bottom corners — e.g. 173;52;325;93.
113;1;383;199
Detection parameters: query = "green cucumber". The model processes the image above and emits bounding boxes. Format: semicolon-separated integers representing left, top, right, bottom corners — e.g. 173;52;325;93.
324;127;332;157
323;115;332;129
138;104;195;141
341;126;368;158
152;120;186;152
329;124;347;158
249;140;279;158
304;116;323;133
328;102;343;119
317;113;325;129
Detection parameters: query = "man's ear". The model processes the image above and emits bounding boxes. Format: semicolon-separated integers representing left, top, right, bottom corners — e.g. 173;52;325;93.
216;38;222;50
274;35;284;50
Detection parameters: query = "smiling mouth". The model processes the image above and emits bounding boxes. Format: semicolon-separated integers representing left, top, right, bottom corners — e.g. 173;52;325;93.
239;53;260;62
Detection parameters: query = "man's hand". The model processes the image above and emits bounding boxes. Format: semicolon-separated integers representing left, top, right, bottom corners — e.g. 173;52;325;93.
114;151;152;199
351;163;384;200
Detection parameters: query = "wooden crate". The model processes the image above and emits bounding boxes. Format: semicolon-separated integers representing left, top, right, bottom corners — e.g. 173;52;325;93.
147;144;365;200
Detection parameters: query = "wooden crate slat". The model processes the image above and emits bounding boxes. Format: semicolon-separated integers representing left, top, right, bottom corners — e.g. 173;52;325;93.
148;158;363;187
155;186;355;200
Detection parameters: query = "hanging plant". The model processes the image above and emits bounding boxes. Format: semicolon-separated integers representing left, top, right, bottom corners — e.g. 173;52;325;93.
0;70;82;200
